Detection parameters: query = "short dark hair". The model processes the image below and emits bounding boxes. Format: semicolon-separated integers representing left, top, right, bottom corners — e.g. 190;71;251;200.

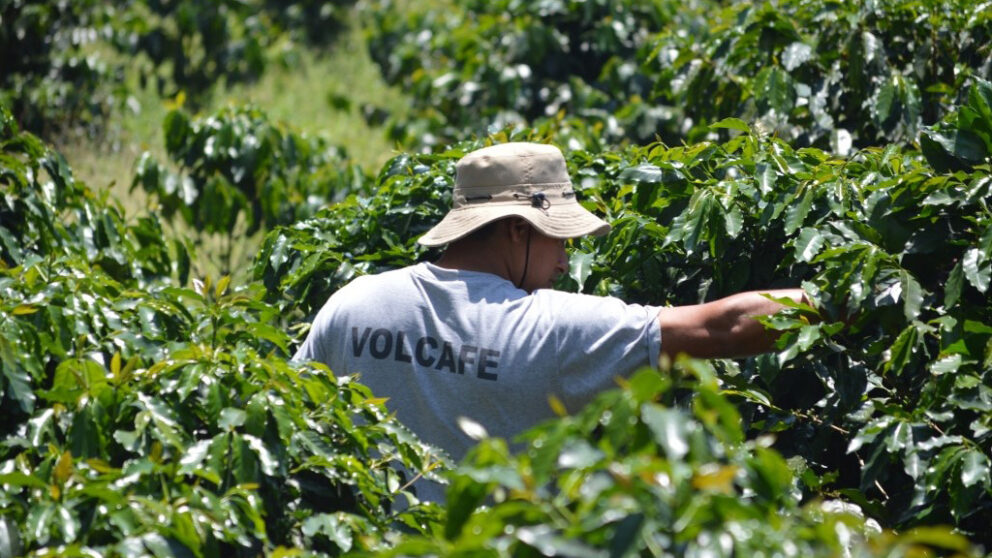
458;219;503;244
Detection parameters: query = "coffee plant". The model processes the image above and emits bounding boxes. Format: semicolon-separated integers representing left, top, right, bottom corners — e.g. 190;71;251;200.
362;0;992;152
257;78;992;549
132;105;369;274
362;0;679;149
0;0;358;138
647;0;992;148
0;0;120;137
377;366;975;557
1;106;443;556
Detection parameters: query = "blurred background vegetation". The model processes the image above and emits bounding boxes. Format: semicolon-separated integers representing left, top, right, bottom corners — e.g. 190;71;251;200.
4;0;443;280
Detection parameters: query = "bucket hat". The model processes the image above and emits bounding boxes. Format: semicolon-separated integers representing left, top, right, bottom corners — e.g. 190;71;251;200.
418;142;611;246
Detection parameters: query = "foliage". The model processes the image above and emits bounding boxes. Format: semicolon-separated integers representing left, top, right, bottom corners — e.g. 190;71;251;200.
0;0;358;137
107;0;357;107
922;77;992;172
0;0;120;137
5;0;992;554
647;0;992;148
566;101;992;540
0;106;181;287
376;365;975;557
0;106;443;556
362;0;679;149
133;105;368;235
132;105;369;275
254;144;459;318
256;83;992;545
362;0;992;152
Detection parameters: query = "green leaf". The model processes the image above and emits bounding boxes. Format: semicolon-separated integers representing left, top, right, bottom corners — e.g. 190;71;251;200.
960;449;990;488
0;517;22;558
641;404;689;460
747;447;793;500
682;191;714;255
756;163;777;195
723;204;743;237
885;421;913;453
618;164;662;183
137;393;184;449
781;42;812;72
875;77;897;124
568;251;595;291
945;261;964;307
710;118;750;133
921;132;955;172
243;434;278;476
302;513;354;552
556;440;603;470
794;227;825;262
784;188;814;234
927;130;987;164
931;354;963;376
1;359;35;413
884;324;919;375
178;440;212;478
756;66;793;115
0;472;47;489
56;506;80;543
163;110;192;156
900;527;973;552
609;514;645;558
219;408;247;430
900;270;924;321
962;248;991;293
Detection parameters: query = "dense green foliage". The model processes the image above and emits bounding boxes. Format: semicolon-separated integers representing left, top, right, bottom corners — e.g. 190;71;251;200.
0;109;442;556
258;79;992;548
363;0;992;151
132;105;368;274
0;0;357;138
109;0;357;105
0;0;119;137
380;366;974;557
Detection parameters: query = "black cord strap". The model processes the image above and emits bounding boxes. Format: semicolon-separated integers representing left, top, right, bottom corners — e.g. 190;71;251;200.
516;227;532;290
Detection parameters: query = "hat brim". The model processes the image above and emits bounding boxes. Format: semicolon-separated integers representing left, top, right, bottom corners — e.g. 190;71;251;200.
418;203;610;247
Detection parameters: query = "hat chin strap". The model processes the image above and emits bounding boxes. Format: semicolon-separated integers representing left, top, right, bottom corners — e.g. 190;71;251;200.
516;227;532;290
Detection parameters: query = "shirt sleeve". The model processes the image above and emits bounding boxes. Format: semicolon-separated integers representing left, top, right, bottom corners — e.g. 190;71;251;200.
290;287;345;366
292;327;320;363
536;290;662;411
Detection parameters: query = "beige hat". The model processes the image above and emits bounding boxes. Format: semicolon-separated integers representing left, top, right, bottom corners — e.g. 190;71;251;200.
418;142;611;246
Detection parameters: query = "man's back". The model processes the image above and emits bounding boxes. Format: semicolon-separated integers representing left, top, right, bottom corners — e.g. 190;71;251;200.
295;262;661;500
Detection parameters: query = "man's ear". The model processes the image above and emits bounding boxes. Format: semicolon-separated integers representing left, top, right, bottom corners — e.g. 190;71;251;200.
505;217;531;244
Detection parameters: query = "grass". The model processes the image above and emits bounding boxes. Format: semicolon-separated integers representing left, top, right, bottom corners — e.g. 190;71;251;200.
52;7;414;284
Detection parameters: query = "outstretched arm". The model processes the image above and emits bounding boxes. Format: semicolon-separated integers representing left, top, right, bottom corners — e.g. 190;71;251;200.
657;289;808;359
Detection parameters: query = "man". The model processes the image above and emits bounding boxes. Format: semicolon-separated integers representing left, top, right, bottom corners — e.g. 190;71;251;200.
294;142;807;502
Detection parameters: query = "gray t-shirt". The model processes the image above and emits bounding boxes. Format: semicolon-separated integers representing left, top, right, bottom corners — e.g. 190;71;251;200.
294;262;662;501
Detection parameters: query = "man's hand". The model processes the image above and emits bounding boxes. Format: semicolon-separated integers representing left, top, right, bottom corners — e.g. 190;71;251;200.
657;289;810;360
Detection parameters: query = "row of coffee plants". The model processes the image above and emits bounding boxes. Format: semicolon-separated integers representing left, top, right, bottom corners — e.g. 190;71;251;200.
0;0;356;138
0;0;120;138
362;0;992;152
4;101;974;554
0;106;444;556
376;366;971;557
256;79;992;549
131;105;369;274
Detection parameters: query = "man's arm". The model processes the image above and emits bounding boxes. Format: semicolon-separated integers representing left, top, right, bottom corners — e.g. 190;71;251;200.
657;289;808;359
